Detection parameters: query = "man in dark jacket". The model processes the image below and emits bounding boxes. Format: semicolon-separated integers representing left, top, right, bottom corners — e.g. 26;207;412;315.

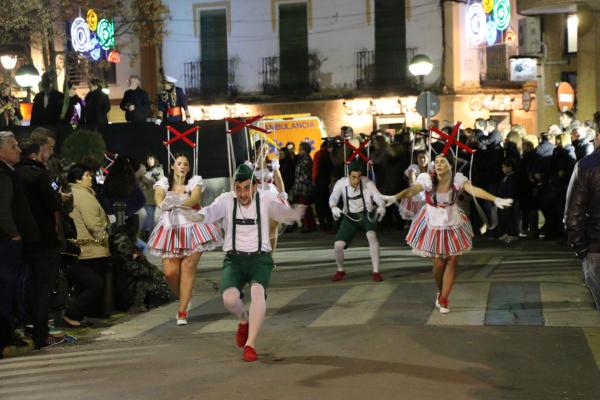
84;78;111;130
0;131;40;356
571;126;594;161
565;126;600;312
31;71;65;126
312;140;333;232
15;140;63;349
120;75;151;123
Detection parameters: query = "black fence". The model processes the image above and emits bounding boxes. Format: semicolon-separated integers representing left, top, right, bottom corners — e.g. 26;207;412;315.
355;48;416;90
183;58;237;97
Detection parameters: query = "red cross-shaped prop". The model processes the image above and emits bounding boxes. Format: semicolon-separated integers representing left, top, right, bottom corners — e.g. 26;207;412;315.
164;125;199;148
225;116;269;135
344;139;370;164
429;122;475;155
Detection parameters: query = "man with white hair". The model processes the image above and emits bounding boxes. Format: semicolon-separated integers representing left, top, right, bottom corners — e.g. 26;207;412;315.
120;75;151;123
0;131;40;355
565;119;600;313
571;126;594;161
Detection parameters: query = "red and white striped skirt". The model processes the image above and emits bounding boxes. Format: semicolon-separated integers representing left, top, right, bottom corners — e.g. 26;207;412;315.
147;209;223;258
398;197;425;220
405;205;473;258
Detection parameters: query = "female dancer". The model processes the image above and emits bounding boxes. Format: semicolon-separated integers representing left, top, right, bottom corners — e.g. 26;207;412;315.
388;153;512;313
398;150;429;220
147;153;223;325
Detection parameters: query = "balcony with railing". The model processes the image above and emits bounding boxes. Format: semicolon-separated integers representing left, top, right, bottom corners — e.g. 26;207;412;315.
355;48;416;91
260;52;321;96
479;44;521;87
184;58;238;98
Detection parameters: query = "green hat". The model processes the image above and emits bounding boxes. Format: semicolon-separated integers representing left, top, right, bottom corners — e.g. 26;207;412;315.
234;163;255;182
348;160;362;173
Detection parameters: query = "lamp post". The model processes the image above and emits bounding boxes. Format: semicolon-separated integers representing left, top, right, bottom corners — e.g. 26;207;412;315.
409;54;433;129
15;64;40;102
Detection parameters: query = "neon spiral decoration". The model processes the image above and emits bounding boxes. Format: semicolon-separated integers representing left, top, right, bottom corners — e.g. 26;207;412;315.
493;0;511;31
466;3;486;46
89;35;102;61
97;19;115;50
482;0;494;14
71;17;91;53
486;18;497;46
505;28;517;45
87;9;98;31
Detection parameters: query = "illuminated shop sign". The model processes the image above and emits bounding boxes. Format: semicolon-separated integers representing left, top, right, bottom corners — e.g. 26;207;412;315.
509;58;537;81
466;0;513;47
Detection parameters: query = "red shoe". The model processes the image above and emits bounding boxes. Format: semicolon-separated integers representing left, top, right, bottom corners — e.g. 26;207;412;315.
438;297;450;314
236;322;249;348
242;345;258;362
332;271;346;282
372;272;383;282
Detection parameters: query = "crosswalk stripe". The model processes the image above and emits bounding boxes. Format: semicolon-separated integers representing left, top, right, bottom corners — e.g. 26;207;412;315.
193;288;306;334
8;389;91;400
426;283;490;326
0;350;157;372
97;295;216;340
0;344;168;364
540;282;600;327
0;359;139;379
308;284;396;327
0;378;105;396
472;256;502;279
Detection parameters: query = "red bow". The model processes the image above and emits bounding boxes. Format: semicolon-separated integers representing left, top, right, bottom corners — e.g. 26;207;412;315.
344;139;370;164
429;121;475;155
163;126;199;148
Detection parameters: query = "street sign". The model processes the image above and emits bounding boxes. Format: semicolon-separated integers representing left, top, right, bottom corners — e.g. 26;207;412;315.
416;91;441;119
556;82;575;112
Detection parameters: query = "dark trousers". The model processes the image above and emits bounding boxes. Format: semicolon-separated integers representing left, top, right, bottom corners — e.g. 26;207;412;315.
66;258;106;321
0;240;22;350
24;248;60;348
314;184;332;231
499;201;521;237
297;195;316;232
584;254;600;312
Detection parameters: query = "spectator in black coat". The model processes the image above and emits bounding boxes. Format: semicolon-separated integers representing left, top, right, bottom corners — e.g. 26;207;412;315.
279;147;296;194
15;140;64;349
31;71;65;126
0;131;40;355
313;140;333;232
572;126;594;161
518;137;538;236
65;81;85;127
120;75;151;123
498;159;520;242
100;157;146;241
84;78;110;130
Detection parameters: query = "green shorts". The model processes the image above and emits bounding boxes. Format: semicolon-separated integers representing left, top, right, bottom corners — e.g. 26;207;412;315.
335;211;377;246
220;252;274;293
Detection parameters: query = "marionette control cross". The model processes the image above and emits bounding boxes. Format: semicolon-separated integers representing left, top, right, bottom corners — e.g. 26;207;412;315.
226;116;269;135
164;125;199;148
344;139;371;164
430;121;475;155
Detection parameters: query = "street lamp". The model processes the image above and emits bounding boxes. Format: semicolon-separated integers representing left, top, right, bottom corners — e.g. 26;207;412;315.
15;64;41;102
409;54;433;129
409;54;433;90
0;55;18;70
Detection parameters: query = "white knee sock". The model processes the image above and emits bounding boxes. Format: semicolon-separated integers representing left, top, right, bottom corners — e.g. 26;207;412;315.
334;241;346;271
366;231;380;273
246;283;266;348
222;288;247;321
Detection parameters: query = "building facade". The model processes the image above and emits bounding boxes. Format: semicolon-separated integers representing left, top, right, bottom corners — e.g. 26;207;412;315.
160;0;538;135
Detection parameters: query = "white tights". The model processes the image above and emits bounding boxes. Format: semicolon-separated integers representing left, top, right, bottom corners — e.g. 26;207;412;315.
334;231;380;273
222;284;266;348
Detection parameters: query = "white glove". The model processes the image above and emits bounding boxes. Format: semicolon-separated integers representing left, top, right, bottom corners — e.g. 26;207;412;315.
382;195;398;207
270;159;280;170
154;118;162;126
375;206;386;222
277;191;288;201
160;192;183;211
108;214;116;224
186;118;194;124
494;197;513;209
331;206;342;220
